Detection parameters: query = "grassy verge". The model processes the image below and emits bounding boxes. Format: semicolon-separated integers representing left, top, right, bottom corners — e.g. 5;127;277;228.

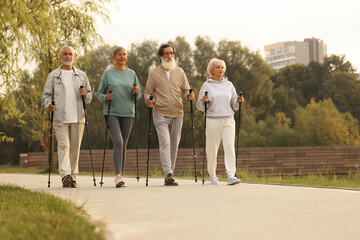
0;165;50;174
0;184;104;240
232;168;360;189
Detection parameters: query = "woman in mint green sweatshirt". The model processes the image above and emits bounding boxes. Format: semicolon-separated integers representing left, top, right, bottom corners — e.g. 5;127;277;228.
97;47;142;187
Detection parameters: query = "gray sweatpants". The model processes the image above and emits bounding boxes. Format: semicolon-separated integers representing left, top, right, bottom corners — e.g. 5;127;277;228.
153;115;183;175
107;116;133;174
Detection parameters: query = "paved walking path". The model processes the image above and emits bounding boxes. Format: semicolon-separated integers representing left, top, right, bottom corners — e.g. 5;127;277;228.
1;173;360;240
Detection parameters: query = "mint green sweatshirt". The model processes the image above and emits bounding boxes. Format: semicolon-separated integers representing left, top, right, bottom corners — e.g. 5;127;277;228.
97;68;142;117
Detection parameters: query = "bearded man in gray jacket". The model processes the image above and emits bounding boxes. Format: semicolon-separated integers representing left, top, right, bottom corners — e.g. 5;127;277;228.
43;46;92;188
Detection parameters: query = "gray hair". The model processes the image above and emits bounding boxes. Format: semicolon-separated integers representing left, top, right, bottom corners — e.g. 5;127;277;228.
207;58;226;76
60;45;75;55
112;46;126;57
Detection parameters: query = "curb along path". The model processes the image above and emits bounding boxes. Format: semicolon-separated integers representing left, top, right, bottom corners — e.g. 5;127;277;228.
1;173;360;240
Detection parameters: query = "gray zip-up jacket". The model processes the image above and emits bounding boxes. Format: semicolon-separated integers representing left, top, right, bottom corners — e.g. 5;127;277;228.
43;66;92;125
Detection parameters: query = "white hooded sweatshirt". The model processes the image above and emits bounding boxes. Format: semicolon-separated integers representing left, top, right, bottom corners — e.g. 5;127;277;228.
196;77;239;117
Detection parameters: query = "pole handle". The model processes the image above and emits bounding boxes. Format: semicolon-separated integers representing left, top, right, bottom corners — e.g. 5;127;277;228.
108;90;113;103
80;86;86;109
239;91;243;96
50;100;55;122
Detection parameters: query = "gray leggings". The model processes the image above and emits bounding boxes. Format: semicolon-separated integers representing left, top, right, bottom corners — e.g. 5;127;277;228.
107;116;133;174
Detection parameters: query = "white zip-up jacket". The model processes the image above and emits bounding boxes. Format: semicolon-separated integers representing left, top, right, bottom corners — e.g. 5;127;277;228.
43;66;92;125
196;77;239;117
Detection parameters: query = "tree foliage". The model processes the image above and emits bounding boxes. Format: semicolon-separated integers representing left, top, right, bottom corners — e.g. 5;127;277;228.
0;0;115;151
295;99;360;146
0;0;114;144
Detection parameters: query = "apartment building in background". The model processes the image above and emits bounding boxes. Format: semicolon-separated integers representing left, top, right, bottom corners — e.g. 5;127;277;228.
264;37;327;71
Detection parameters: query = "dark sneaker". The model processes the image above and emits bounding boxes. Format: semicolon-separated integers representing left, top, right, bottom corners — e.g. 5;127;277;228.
62;175;72;188
70;181;77;188
164;173;178;186
165;182;179;186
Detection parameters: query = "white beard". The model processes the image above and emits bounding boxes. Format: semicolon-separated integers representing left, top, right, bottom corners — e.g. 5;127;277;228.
62;58;74;66
161;57;176;71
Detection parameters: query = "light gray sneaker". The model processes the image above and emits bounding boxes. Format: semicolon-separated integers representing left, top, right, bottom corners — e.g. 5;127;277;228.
115;176;125;188
210;176;219;185
227;176;241;185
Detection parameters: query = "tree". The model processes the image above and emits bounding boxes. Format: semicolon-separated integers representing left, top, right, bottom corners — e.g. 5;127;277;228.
193;36;216;80
238;113;296;147
294;99;360;146
267;85;301;122
306;61;326;101
0;0;114;147
323;54;356;74
320;71;360;119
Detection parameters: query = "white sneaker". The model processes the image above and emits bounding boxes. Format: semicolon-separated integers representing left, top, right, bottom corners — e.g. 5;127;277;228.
227;176;241;185
115;175;125;188
210;176;219;185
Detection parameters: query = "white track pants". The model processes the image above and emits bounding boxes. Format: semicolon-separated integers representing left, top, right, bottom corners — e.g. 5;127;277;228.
206;117;236;177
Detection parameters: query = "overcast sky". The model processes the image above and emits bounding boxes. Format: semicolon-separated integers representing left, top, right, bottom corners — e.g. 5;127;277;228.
96;0;360;71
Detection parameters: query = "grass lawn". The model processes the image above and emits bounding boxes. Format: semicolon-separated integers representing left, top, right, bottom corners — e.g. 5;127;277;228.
235;169;360;189
0;184;104;240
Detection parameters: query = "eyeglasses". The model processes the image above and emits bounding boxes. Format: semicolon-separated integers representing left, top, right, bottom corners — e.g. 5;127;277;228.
163;52;174;56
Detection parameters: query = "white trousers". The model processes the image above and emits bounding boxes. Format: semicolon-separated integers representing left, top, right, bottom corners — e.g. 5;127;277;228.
54;123;85;181
206;117;236;177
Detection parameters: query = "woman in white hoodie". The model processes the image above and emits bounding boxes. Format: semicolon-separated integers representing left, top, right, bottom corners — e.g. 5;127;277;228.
196;58;244;185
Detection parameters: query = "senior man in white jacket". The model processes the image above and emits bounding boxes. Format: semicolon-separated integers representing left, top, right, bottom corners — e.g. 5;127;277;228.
43;46;92;188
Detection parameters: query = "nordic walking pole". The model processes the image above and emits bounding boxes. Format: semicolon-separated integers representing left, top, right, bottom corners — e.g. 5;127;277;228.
146;96;154;187
202;91;208;185
189;89;197;182
100;90;113;187
235;91;243;178
48;100;55;188
80;86;96;186
133;83;140;182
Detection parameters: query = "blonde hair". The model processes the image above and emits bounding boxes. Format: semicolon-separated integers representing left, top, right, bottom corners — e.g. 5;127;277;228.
207;58;226;77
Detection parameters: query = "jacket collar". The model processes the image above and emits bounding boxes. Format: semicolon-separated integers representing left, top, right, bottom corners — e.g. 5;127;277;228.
53;65;80;77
